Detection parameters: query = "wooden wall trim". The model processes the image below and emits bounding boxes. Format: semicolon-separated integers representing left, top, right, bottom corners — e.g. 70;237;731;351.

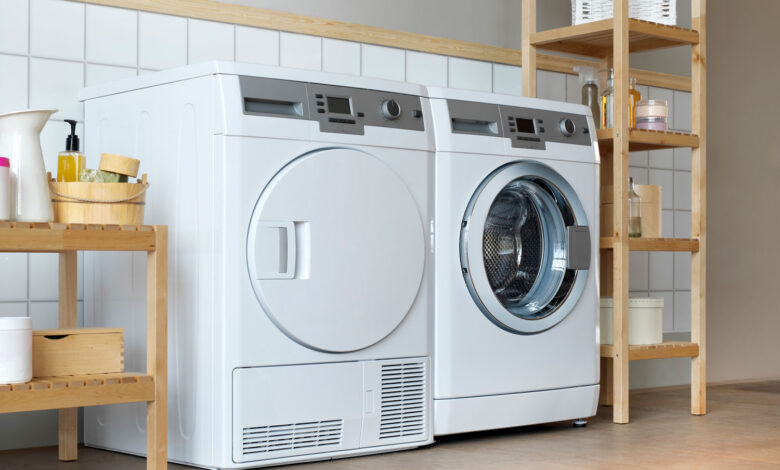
77;0;691;92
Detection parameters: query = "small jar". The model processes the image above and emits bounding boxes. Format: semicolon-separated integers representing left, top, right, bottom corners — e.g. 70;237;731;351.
0;156;9;221
636;117;668;131
0;317;33;384
636;100;668;120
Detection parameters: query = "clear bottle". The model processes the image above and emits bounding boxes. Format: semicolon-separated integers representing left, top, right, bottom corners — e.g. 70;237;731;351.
628;77;642;128
582;80;600;127
629;177;642;238
600;68;614;128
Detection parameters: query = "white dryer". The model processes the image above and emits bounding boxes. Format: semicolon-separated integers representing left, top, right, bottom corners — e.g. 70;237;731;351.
80;62;433;468
429;87;600;435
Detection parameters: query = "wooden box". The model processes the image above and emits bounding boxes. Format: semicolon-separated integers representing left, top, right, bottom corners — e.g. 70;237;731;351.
601;184;661;238
32;328;124;377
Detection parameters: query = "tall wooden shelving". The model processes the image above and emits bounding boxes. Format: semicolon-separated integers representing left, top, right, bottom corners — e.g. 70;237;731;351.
521;0;706;423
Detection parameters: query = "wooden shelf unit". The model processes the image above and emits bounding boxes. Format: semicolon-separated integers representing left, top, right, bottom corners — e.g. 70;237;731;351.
530;18;699;57
601;341;700;361
596;128;700;152
600;237;700;252
522;0;706;423
0;223;168;469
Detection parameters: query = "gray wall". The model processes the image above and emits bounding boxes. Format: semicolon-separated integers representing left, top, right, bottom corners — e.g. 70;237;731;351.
221;0;573;49
706;0;780;383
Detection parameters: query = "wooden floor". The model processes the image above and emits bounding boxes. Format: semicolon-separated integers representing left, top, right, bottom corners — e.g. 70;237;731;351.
2;381;779;469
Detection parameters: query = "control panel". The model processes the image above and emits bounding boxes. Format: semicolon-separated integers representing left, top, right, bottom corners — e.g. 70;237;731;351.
446;99;592;149
239;76;425;135
499;104;591;149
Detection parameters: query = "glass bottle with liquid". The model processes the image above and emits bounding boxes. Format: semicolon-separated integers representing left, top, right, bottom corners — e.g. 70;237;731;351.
629;177;642;238
628;77;642;128
600;69;614;128
57;119;85;182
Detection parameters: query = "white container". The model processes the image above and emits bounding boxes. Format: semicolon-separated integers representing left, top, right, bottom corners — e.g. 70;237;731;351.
0;109;57;222
0;316;33;384
600;297;664;345
0;156;9;220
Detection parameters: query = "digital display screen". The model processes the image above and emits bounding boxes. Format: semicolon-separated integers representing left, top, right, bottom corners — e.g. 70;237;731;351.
327;96;352;115
515;118;536;134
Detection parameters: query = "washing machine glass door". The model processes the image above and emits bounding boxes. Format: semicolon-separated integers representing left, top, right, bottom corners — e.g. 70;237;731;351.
461;161;591;334
247;147;425;352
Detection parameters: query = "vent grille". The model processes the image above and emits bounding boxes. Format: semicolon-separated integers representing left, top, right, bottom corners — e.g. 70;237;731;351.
242;419;343;456
379;361;426;439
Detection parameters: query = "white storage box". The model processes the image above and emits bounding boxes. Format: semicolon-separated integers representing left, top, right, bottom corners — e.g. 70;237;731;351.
0;317;32;384
572;0;677;26
600;297;664;345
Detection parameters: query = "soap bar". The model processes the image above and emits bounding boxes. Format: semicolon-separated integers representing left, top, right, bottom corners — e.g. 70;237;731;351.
99;153;140;178
79;168;128;183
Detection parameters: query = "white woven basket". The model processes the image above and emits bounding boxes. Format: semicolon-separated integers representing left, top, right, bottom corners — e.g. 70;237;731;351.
572;0;676;26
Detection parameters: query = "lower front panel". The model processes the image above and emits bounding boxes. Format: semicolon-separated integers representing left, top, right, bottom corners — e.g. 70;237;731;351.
433;384;599;436
233;358;431;466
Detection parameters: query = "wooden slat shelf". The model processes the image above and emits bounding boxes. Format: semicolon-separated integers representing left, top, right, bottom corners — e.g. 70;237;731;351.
600;237;700;252
0;222;157;252
601;341;700;361
597;128;700;151
531;18;699;57
0;373;154;413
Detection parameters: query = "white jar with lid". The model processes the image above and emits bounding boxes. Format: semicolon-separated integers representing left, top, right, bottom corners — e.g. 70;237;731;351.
0;156;9;221
0;317;33;384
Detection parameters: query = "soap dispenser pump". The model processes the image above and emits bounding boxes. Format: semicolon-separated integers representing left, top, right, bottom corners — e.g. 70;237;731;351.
57;119;85;182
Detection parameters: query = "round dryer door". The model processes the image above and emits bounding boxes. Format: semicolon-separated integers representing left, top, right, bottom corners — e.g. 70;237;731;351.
247;148;425;353
461;161;591;334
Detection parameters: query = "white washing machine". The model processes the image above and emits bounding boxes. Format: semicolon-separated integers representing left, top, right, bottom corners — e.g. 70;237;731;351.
429;87;600;435
79;62;433;468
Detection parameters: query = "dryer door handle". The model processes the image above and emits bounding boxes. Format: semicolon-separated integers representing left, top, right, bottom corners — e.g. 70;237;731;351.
566;225;591;270
251;221;297;279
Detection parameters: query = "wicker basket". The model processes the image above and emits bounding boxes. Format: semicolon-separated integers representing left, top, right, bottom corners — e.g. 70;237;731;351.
49;174;149;225
572;0;676;26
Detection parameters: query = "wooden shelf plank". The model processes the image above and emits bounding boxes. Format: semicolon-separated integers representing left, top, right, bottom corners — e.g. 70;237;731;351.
597;128;700;151
531;18;699;57
0;222;157;252
600;237;700;252
601;341;700;361
0;372;154;413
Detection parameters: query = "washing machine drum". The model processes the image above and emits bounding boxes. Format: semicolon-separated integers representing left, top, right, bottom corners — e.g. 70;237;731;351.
247;148;425;353
461;161;591;334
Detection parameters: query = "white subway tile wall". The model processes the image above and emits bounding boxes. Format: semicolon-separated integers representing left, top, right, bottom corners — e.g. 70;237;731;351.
235;26;279;67
406;51;447;87
0;0;695;333
492;64;523;96
362;44;405;81
322;38;360;75
188;19;234;64
279;32;321;70
86;5;137;67
138;12;188;70
448;57;492;92
0;0;29;55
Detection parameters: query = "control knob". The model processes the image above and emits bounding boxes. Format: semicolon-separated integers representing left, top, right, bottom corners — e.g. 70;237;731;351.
381;99;402;120
559;118;576;137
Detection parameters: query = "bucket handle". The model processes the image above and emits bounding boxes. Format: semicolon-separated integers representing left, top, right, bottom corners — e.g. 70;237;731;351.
49;183;149;204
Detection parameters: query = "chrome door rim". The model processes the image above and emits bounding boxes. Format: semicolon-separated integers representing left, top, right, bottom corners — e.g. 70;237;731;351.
460;160;590;334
